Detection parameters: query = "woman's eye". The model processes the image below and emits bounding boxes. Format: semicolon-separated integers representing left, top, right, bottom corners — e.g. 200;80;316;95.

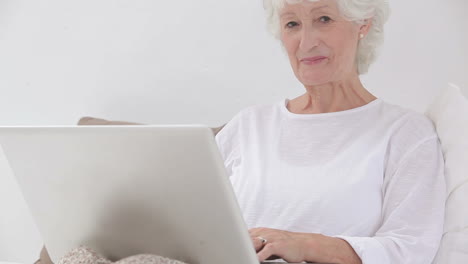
318;16;332;23
285;21;299;28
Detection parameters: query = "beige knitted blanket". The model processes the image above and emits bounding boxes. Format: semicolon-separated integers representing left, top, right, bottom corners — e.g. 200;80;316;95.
56;247;188;264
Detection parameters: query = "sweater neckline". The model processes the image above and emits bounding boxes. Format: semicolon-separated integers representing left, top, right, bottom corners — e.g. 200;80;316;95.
280;98;382;119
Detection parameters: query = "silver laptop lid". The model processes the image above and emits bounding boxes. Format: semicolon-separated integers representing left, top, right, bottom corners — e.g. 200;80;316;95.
0;125;258;264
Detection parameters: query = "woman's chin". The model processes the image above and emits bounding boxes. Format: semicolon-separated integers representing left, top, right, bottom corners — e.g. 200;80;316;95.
296;70;334;86
298;76;332;87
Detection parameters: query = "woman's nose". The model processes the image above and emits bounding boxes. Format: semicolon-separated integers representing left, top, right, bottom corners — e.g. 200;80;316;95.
299;26;320;52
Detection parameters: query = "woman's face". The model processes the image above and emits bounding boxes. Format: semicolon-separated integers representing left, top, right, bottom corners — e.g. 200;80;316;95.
279;0;367;86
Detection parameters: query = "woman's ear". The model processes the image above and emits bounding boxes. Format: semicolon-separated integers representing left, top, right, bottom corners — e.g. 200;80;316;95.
359;18;373;38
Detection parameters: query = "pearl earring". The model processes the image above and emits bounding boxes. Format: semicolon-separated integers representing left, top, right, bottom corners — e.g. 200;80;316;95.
360;34;365;39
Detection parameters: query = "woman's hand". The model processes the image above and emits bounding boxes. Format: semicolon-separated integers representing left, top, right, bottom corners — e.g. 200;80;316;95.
249;227;311;262
249;227;362;264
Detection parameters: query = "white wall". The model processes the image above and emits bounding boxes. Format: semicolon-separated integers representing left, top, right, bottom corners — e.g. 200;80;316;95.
362;0;468;111
0;0;466;262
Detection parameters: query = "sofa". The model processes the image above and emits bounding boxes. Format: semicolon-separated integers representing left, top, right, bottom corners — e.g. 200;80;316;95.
1;84;467;264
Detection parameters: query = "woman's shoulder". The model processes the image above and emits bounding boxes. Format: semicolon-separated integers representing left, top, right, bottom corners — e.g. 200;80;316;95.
224;101;281;124
380;102;444;188
215;101;280;139
379;102;440;176
380;100;438;140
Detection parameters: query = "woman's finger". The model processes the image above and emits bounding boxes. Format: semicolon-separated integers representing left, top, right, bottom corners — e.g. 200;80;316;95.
257;243;278;262
251;236;266;252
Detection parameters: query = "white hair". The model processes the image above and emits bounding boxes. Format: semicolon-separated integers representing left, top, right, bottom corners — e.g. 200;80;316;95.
263;0;390;74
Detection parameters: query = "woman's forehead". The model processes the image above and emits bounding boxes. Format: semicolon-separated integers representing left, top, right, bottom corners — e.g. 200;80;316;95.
280;1;338;16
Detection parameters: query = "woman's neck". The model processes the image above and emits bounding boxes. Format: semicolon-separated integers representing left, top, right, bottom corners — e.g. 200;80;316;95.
288;75;377;114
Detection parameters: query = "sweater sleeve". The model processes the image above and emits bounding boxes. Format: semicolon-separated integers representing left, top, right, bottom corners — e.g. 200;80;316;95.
214;110;244;178
335;136;446;264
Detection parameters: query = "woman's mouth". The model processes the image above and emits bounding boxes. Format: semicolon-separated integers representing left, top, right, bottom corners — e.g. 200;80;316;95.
300;56;328;65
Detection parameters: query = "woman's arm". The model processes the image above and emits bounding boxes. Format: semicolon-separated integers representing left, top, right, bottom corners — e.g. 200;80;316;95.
309;235;362;264
335;137;445;264
251;137;446;264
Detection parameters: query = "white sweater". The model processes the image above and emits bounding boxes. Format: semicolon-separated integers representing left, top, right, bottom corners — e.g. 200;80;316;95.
215;98;446;264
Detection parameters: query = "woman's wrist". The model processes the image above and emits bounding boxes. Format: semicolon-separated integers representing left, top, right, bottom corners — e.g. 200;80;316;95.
303;234;362;264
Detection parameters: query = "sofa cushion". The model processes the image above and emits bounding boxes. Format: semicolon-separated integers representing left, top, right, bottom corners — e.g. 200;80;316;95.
425;83;468;263
77;116;225;135
77;117;140;126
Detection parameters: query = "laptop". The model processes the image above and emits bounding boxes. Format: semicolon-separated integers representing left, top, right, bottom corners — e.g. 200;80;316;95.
0;125;264;264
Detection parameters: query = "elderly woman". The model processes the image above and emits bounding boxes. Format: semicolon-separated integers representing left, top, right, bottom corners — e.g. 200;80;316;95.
215;0;445;263
37;0;445;264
